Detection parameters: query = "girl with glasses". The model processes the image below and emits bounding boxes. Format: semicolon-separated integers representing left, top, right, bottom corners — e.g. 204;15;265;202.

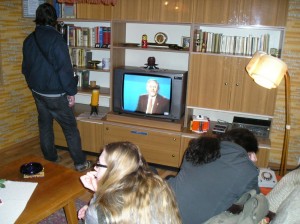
78;141;181;224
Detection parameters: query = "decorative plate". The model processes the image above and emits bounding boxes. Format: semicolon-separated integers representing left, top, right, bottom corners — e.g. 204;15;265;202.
154;32;168;44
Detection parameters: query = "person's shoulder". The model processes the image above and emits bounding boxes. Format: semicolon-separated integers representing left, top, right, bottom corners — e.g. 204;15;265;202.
36;25;61;38
23;32;34;44
220;141;250;160
139;94;148;98
157;94;169;101
220;141;244;152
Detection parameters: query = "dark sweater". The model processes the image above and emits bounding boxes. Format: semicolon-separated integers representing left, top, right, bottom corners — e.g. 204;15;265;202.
167;141;259;224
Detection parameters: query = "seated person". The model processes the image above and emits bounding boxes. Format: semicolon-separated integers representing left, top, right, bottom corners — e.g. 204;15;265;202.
167;128;260;224
136;79;169;114
78;141;181;224
266;167;300;223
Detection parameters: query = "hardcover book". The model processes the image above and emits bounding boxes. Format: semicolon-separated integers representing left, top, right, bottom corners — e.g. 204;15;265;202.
194;29;202;52
82;27;89;47
61;3;76;19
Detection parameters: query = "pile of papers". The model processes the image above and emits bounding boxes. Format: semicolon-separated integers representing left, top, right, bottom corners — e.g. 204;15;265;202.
0;180;37;224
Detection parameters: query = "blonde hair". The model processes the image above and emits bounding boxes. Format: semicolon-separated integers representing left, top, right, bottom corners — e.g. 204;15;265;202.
95;141;181;224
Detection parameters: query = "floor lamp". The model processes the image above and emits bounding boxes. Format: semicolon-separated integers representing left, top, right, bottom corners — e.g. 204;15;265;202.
246;51;290;176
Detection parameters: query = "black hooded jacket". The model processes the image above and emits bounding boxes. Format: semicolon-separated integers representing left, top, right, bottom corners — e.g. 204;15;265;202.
22;25;77;95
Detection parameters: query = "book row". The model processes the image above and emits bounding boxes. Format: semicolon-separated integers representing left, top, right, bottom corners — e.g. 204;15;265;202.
70;48;93;67
60;24;111;48
193;29;271;56
76;70;90;88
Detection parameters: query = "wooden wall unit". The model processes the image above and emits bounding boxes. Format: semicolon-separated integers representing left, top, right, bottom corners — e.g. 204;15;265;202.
192;0;288;26
76;3;113;20
112;0;194;23
187;54;278;115
54;116;271;168
77;120;104;153
54;119;104;153
103;122;182;167
52;1;289;168
69;1;287;118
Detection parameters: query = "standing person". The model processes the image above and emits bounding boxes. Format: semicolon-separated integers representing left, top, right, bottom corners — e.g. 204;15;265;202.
22;3;91;172
136;79;170;114
167;128;260;224
78;141;182;224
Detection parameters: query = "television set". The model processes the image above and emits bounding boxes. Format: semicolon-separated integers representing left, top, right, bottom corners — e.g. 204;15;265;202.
113;66;188;121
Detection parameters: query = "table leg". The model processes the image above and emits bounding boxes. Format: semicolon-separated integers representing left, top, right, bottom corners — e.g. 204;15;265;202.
64;200;78;224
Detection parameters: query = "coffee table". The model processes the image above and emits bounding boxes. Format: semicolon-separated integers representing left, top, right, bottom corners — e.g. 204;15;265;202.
0;155;86;223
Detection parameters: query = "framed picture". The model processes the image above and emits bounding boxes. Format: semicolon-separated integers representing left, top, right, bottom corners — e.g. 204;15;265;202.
181;36;190;49
61;3;76;19
23;0;46;18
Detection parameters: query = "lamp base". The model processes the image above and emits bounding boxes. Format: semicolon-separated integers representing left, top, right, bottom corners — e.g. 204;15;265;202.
90;105;98;115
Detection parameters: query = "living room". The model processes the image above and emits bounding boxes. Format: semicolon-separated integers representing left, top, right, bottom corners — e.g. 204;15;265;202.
0;0;300;223
1;0;299;172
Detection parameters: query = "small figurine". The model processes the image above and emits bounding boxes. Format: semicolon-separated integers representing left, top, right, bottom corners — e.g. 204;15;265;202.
142;34;148;48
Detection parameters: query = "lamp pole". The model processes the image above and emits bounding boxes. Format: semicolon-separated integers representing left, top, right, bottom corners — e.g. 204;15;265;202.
279;72;291;176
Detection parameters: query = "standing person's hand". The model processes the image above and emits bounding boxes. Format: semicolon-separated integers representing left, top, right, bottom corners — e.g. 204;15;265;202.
67;95;75;107
78;205;88;220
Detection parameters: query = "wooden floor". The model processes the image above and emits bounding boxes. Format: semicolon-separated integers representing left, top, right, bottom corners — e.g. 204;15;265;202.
0;137;178;202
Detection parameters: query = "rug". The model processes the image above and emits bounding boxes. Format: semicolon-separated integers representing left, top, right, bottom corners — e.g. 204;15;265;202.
38;199;86;224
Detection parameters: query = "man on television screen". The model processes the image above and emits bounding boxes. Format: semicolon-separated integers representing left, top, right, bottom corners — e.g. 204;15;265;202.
136;79;170;114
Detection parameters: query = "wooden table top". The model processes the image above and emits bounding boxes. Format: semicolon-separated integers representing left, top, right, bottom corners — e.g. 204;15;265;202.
0;155;85;223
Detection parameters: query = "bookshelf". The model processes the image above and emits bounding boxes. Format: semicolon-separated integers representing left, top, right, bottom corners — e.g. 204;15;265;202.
60;21;111;107
111;22;190;71
192;25;285;58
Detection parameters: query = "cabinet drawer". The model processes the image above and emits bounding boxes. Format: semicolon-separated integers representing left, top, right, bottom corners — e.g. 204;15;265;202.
103;123;181;167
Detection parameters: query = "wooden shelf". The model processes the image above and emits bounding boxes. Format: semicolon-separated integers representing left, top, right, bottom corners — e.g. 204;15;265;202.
75;66;110;72
113;44;189;53
69;46;110;51
77;87;110;97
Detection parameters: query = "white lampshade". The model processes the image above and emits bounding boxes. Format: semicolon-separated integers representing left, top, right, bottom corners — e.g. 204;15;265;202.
246;51;288;89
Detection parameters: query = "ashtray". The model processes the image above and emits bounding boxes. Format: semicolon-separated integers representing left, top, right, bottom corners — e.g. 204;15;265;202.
88;60;101;68
20;162;43;175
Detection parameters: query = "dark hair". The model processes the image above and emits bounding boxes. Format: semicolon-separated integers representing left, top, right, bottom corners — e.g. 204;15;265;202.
185;134;221;166
220;128;258;153
34;3;57;26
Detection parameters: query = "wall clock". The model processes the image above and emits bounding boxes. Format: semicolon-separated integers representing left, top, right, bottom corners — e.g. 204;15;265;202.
154;32;168;44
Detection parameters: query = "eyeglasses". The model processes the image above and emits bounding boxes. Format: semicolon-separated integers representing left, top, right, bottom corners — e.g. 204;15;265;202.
95;162;107;168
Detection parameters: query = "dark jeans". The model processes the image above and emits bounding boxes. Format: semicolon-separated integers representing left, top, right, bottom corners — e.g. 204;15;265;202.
32;92;86;165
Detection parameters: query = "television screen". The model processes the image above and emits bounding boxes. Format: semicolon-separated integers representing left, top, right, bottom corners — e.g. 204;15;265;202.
123;74;172;115
113;66;188;121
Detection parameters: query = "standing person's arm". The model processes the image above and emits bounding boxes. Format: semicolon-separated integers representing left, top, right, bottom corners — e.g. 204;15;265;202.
51;36;77;96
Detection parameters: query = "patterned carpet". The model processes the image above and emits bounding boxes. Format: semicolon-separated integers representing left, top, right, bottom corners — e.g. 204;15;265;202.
38;199;86;224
